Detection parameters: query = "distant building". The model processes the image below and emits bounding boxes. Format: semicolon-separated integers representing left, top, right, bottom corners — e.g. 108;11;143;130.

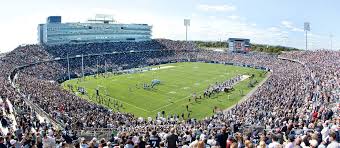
227;38;251;53
38;16;152;45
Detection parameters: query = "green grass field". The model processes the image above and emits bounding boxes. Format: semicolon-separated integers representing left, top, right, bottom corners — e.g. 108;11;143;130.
62;62;266;119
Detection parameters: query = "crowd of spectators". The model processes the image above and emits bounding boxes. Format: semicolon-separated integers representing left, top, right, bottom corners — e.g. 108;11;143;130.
0;40;338;147
44;39;196;58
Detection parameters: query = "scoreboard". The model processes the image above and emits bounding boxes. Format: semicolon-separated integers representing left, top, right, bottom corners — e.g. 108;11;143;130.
227;38;251;53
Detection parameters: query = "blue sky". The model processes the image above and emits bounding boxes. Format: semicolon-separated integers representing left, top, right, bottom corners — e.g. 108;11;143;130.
0;0;339;53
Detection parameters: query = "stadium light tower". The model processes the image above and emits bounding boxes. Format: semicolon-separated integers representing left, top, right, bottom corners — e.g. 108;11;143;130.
184;19;190;41
67;53;70;80
304;22;310;50
81;54;84;80
96;57;99;76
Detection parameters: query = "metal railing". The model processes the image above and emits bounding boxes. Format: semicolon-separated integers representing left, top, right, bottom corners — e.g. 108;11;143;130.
9;71;64;130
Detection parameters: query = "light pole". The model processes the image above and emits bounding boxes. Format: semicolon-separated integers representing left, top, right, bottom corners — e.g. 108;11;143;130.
184;19;190;41
96;57;99;76
304;22;310;50
67;53;70;80
81;54;84;80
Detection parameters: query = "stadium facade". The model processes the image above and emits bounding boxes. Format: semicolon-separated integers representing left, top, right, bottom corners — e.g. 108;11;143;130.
38;16;152;45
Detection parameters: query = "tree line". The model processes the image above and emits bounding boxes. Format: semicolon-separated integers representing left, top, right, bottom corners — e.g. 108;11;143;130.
193;41;300;54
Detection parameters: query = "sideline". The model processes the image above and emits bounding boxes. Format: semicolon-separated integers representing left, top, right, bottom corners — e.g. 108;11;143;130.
105;95;149;112
151;74;252;113
223;72;272;113
149;65;175;71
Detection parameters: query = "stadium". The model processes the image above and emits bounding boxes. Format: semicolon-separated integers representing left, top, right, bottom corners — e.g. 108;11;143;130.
0;13;339;148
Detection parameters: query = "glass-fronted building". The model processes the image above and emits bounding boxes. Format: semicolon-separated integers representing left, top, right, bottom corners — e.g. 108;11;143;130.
38;16;152;44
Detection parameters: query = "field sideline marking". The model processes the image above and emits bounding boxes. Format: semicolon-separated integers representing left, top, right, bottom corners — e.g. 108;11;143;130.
150;95;192;113
105;95;149;112
92;84;150;112
222;72;271;113
150;65;175;71
79;74;253;115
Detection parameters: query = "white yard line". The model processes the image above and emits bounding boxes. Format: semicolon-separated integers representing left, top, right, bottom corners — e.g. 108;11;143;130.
149;65;175;71
229;75;250;87
240;75;250;81
105;96;149;112
81;74;253;115
150;95;192;112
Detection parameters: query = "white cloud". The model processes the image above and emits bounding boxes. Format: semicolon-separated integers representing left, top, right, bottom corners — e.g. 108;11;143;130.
228;15;240;20
268;27;280;32
281;21;293;28
278;21;338;49
1;5;339;53
281;20;304;32
292;28;304;32
187;16;290;47
0;7;183;53
197;4;236;12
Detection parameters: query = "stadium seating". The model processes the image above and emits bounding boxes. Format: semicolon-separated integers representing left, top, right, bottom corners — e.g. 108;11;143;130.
0;40;338;147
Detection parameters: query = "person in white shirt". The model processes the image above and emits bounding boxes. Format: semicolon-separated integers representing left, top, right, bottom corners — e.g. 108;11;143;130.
327;132;339;148
321;123;330;141
268;135;279;148
310;140;318;148
200;132;206;141
207;136;216;146
183;131;192;145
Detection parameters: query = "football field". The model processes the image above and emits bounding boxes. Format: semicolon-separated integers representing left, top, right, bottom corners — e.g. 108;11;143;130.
62;62;266;119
